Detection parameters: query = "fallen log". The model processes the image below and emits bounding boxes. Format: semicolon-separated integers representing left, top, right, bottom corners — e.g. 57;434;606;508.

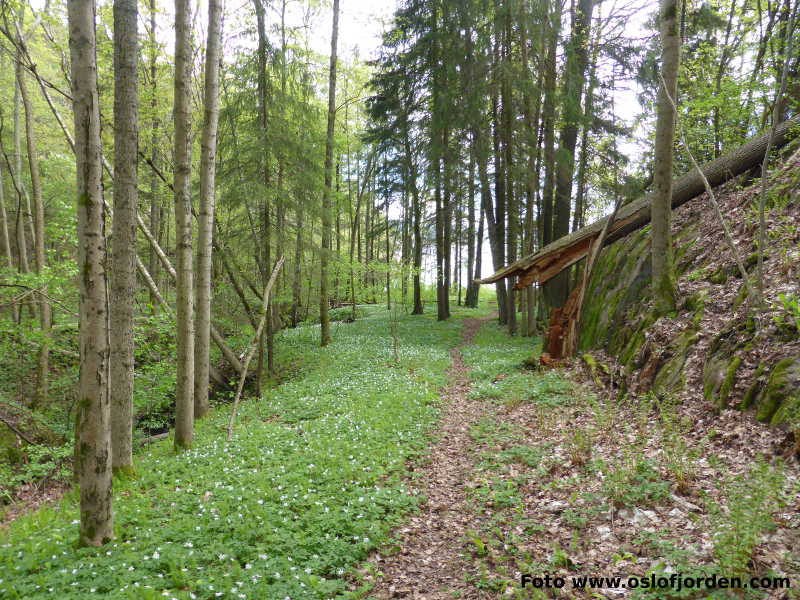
478;115;800;288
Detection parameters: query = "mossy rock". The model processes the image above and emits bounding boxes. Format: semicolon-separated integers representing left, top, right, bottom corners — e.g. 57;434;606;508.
754;357;800;425
653;327;700;393
704;355;726;403
719;356;742;408
707;254;759;285
741;362;767;410
579;228;652;352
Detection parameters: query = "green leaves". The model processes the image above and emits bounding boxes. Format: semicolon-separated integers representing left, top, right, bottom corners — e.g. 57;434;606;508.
0;305;457;599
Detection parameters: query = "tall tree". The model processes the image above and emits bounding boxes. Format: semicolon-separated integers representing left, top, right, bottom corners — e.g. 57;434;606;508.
194;0;223;419
546;0;594;310
17;61;51;406
252;0;274;383
147;0;161;309
652;0;681;314
173;0;194;449
110;0;139;475
500;3;517;334
319;0;340;347
68;0;114;546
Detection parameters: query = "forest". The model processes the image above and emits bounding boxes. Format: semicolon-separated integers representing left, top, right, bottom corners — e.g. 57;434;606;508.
0;0;799;597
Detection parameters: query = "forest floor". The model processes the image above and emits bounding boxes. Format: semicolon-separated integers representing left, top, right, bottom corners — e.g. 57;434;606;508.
1;307;799;600
352;316;800;600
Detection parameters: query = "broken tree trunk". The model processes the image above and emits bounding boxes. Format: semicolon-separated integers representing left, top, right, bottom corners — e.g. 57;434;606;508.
478;115;800;289
227;257;284;440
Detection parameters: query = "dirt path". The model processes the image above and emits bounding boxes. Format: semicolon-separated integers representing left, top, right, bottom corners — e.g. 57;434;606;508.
363;316;492;600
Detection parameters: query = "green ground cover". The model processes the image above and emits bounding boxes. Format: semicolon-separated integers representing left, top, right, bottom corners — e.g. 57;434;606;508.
0;304;479;600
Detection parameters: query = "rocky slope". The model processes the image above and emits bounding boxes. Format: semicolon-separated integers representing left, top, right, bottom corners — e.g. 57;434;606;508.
580;145;800;455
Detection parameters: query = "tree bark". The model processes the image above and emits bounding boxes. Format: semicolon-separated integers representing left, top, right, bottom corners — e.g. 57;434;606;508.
147;0;161;309
465;149;477;307
319;0;339;346
474;202;484;304
194;0;223;420
540;0;559;250
68;0;114;546
253;0;273;384
172;0;194;450
110;0;138;475
475;126;508;320
291;206;304;327
501;7;516;334
546;0;594;310
652;0;681;315
0;161;15;322
18;62;51;406
12;49;33;283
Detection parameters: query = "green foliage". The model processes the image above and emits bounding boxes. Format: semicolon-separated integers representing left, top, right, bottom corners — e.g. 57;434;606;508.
468;418;521;446
0;305;466;599
470;477;521;510
0;443;72;505
772;293;800;334
710;459;789;578
655;394;700;491
562;493;608;530
600;456;672;508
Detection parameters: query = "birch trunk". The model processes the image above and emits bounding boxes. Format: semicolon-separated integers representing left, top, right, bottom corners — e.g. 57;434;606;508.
68;0;114;546
110;0;138;475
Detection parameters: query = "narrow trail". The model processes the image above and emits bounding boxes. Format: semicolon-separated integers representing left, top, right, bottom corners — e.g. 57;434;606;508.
365;316;492;600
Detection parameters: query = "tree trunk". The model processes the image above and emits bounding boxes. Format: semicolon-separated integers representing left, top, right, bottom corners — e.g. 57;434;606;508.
479;115;800;288
652;0;681;315
402;118;424;316
0;161;15;322
501;8;516;334
465;149;476;307
13;49;33;284
148;0;160;308
475;128;507;319
292;206;304;327
546;0;594;310
540;0;559;250
173;0;194;450
385;176;391;310
573;25;600;233
253;0;273;384
68;0;114;546
435;158;447;321
110;0;138;475
18;63;51;406
491;90;507;325
319;0;339;346
194;0;223;420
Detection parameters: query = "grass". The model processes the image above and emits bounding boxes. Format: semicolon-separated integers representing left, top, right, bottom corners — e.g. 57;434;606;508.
0;303;475;600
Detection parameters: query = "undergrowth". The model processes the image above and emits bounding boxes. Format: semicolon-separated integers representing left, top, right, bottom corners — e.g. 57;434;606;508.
0;304;469;599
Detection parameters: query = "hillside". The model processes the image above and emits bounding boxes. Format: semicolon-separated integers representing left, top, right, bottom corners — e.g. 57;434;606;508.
581;146;800;452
